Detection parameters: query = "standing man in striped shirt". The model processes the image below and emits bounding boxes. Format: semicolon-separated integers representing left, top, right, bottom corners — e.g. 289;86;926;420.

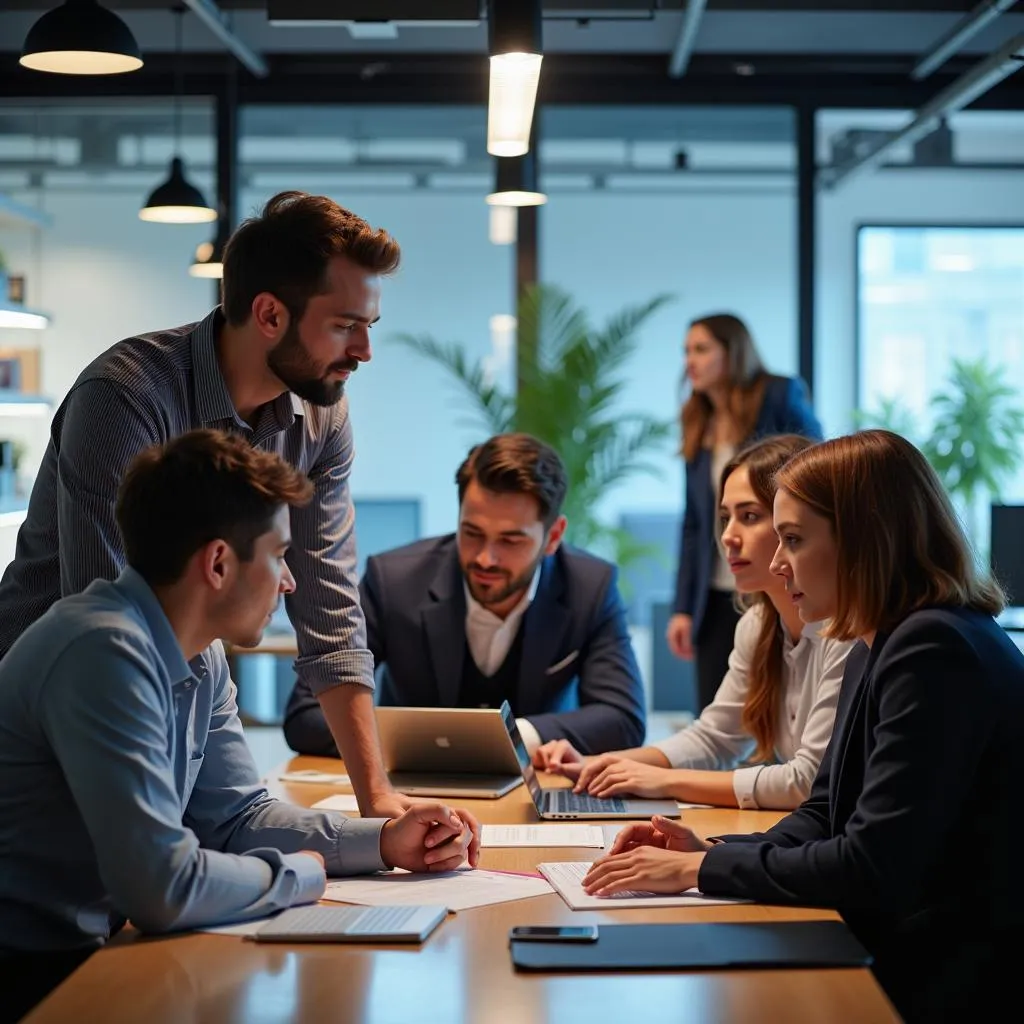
0;190;467;833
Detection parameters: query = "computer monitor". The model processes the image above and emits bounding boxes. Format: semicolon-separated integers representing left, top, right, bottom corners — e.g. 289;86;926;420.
991;504;1024;611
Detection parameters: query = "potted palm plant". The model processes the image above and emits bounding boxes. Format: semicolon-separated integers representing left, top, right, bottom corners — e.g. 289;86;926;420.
393;283;675;567
857;356;1024;554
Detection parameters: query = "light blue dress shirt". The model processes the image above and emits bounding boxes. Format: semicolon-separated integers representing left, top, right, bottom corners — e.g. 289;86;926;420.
0;567;386;954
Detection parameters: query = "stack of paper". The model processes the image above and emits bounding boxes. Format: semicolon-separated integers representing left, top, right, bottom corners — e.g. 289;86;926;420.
322;867;552;912
481;824;604;848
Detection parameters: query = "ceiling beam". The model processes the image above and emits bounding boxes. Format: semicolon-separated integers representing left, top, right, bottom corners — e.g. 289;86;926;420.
822;31;1024;189
182;0;268;78
668;0;708;78
912;0;1019;80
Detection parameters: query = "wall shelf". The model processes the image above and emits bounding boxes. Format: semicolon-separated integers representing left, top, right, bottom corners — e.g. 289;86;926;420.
0;303;50;330
0;194;51;230
0;390;52;416
0;499;28;528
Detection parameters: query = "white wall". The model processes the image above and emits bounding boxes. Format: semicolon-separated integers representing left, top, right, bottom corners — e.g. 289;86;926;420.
815;168;1024;438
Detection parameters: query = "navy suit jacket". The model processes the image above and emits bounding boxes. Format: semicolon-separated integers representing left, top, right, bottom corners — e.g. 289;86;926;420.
698;607;1024;1020
283;535;647;758
673;373;822;633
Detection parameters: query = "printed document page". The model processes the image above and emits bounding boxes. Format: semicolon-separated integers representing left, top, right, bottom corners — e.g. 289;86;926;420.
323;867;552;912
481;824;604;847
538;861;751;910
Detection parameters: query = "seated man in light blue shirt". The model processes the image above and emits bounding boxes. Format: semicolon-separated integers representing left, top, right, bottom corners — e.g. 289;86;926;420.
0;428;476;1020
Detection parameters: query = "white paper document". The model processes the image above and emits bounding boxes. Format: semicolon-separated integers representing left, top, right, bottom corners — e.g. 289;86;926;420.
278;770;351;785
199;916;275;936
322;867;552;912
481;824;604;848
538;861;751;910
311;794;360;813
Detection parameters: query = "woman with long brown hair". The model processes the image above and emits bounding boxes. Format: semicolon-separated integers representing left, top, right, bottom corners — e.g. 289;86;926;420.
586;429;1024;1023
535;434;852;810
668;314;822;714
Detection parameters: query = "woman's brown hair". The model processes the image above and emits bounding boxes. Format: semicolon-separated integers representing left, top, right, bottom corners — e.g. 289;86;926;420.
719;433;816;764
776;429;1005;641
680;313;767;462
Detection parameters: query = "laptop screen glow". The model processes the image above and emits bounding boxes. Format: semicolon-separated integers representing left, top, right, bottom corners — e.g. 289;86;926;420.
500;702;546;810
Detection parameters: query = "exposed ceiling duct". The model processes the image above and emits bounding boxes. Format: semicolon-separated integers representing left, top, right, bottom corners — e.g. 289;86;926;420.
182;0;267;77
821;30;1024;190
668;0;707;78
912;0;1019;81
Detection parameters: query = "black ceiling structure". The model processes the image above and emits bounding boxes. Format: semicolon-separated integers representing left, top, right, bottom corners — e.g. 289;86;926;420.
0;1;1021;108
1;0;1023;394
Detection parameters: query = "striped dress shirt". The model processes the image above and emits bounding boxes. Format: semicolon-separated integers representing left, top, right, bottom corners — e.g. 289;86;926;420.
0;308;374;696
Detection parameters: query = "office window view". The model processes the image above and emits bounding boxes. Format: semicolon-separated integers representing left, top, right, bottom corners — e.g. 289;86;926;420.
857;224;1024;567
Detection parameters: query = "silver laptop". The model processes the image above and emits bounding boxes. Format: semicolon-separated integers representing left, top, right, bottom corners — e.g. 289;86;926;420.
376;705;525;799
500;708;680;820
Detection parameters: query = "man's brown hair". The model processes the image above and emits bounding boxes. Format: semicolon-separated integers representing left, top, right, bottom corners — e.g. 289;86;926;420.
221;191;401;327
116;429;313;586
456;433;568;529
776;429;1004;640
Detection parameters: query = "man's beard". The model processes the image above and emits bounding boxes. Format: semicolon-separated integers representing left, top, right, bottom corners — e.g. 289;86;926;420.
267;321;357;407
463;549;544;609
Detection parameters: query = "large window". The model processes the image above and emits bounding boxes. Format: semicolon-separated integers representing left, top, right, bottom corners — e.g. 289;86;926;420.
856;223;1024;561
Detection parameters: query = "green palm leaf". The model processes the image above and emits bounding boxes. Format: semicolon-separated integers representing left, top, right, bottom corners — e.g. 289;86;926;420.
390;283;676;566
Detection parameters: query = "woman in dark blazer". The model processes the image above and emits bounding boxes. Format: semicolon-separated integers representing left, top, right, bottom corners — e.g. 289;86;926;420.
587;429;1024;1023
669;313;822;712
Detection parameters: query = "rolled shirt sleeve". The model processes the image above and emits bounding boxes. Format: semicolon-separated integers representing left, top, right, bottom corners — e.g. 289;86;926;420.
653;608;760;770
652;607;849;811
284;400;375;696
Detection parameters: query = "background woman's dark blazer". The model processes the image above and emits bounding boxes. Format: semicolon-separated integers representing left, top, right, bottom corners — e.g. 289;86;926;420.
698;606;1024;1021
672;373;823;635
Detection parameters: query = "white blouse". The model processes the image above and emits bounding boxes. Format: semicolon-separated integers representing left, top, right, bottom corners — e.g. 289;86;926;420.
653;604;853;810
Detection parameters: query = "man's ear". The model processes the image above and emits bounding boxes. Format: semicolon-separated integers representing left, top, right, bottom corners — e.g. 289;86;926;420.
200;539;234;591
544;515;568;556
250;293;289;342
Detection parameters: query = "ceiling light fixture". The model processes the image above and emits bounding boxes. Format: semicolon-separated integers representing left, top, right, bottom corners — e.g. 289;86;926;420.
189;235;225;278
488;205;517;245
20;0;143;75
487;0;543;158
139;8;216;224
486;153;547;207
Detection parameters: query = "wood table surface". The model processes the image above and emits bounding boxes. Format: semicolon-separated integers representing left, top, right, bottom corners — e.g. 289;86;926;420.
24;756;900;1024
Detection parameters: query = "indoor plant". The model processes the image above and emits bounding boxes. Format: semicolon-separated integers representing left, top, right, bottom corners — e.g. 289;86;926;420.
393;283;675;567
857;356;1024;553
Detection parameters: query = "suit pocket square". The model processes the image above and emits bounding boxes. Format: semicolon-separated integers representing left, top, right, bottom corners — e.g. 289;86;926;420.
545;651;580;675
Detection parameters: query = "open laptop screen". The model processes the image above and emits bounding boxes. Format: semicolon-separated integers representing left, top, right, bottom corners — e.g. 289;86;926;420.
500;701;547;810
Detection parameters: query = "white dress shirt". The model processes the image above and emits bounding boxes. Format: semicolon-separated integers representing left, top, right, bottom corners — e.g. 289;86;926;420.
464;567;543;754
653;603;854;809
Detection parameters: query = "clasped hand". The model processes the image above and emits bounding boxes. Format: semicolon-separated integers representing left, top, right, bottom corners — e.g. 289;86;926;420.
582;815;709;897
372;795;482;872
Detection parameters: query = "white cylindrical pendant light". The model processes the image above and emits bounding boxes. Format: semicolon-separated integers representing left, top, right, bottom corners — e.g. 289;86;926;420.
487;1;543;158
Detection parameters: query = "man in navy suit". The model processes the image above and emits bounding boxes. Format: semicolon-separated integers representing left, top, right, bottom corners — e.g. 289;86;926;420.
284;433;646;762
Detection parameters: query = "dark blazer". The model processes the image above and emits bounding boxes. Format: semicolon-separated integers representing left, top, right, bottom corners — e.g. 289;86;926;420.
698;607;1024;1021
283;535;647;758
673;373;822;634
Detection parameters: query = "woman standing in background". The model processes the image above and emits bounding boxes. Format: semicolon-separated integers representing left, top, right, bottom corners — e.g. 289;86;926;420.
668;313;822;712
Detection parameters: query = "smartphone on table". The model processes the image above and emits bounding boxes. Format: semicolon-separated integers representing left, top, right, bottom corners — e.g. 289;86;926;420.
509;925;599;943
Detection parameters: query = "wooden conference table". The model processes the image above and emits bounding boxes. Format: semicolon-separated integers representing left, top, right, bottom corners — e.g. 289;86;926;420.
25;756;899;1024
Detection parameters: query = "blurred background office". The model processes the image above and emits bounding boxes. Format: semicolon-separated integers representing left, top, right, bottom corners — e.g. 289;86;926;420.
1;3;1023;763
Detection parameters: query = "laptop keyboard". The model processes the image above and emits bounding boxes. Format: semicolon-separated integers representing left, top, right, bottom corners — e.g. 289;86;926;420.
269;905;423;936
546;789;627;815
